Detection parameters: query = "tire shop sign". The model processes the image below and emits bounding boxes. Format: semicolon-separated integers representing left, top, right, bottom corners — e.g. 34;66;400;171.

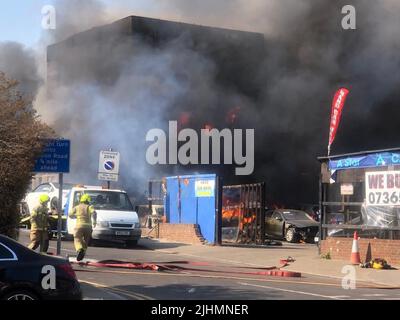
365;171;400;206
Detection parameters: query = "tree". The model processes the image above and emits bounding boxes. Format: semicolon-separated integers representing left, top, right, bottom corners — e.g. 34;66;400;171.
0;72;53;238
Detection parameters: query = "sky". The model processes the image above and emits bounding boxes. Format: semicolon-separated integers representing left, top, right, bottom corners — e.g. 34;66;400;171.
0;0;156;47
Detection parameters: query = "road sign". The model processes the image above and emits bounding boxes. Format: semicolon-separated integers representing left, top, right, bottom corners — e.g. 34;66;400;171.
33;139;70;173
98;150;120;182
98;173;119;182
195;179;215;197
341;183;354;195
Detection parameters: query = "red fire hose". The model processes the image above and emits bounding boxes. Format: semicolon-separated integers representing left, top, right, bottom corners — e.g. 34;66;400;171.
71;258;301;278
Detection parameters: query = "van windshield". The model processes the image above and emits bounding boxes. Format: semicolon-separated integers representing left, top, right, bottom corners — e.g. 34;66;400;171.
73;191;133;211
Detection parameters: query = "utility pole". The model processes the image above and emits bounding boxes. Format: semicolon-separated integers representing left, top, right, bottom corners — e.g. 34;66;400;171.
57;173;63;255
107;148;112;189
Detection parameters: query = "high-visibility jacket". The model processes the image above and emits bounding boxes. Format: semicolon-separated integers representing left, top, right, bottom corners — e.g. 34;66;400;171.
30;205;49;231
69;204;96;228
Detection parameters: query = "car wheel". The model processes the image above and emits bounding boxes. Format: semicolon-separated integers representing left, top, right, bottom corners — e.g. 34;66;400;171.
126;240;138;248
3;290;39;301
285;228;298;243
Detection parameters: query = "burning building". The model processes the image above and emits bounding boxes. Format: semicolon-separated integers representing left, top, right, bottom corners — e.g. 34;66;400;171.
45;13;400;207
46;15;269;199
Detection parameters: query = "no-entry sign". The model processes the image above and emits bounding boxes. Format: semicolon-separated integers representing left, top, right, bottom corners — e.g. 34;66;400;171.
365;171;400;206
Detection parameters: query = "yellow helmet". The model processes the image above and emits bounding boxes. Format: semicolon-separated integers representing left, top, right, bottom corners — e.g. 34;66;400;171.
39;194;50;204
80;194;91;203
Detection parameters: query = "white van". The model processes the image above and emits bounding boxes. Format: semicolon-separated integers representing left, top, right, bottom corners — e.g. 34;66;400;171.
65;185;141;247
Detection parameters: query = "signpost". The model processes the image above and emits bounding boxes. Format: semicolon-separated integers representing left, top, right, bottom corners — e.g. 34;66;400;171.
98;150;120;188
33;139;70;255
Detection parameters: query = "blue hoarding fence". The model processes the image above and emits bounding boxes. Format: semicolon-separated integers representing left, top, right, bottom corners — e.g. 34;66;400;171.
164;174;220;245
329;151;400;171
33;139;70;173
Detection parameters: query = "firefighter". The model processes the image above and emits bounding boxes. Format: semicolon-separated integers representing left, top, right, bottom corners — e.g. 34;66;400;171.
69;194;96;261
28;194;50;253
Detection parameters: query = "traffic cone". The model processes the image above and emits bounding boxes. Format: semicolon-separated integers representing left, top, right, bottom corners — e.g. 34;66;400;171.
350;231;361;265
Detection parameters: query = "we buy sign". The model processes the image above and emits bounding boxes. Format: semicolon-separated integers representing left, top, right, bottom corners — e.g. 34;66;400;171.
365;171;400;206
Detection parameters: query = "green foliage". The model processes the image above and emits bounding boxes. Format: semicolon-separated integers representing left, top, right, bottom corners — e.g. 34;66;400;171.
321;252;331;260
0;72;53;238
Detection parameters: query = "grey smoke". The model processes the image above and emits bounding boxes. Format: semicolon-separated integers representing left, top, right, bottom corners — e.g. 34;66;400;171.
42;31;221;199
25;0;400;204
44;0;107;43
0;42;42;96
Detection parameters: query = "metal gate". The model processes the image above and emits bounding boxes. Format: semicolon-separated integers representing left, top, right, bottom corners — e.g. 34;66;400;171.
222;182;266;244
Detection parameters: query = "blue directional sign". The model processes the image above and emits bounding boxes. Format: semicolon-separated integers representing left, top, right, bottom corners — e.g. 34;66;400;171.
33;139;70;173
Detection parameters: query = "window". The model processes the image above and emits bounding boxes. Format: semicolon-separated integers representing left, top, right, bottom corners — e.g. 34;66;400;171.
265;210;274;218
272;212;282;220
52;183;75;190
0;243;17;261
34;184;51;193
72;191;134;211
282;210;313;221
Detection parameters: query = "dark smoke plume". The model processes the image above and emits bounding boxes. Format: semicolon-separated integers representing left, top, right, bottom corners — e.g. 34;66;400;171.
31;0;400;205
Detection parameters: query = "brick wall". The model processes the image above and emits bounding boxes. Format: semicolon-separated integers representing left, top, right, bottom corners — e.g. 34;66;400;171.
143;223;206;245
321;237;400;266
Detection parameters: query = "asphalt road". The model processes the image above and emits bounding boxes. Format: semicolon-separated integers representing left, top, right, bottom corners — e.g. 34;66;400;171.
19;231;400;300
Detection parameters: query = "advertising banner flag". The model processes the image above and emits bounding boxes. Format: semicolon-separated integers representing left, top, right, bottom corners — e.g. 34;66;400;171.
328;87;350;155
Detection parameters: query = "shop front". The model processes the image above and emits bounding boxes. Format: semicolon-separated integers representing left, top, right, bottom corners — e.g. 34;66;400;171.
318;148;400;265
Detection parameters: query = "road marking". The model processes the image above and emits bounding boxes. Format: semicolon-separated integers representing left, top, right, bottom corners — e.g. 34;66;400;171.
107;286;155;301
80;280;154;300
75;267;347;288
75;267;392;290
237;282;344;300
49;245;76;253
330;295;351;299
80;281;126;300
156;249;400;288
362;293;387;297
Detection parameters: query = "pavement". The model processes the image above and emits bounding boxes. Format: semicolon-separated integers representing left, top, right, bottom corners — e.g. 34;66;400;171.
148;238;400;288
17;230;400;300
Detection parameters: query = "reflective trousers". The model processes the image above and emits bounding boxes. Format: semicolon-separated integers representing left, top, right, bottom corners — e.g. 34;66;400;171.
28;230;49;253
74;227;92;252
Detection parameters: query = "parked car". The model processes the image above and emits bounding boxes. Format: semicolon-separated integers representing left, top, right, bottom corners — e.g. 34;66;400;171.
23;182;74;214
265;209;319;243
0;235;81;300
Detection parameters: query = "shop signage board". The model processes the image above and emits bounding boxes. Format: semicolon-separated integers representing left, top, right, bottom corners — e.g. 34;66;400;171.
365;171;400;206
